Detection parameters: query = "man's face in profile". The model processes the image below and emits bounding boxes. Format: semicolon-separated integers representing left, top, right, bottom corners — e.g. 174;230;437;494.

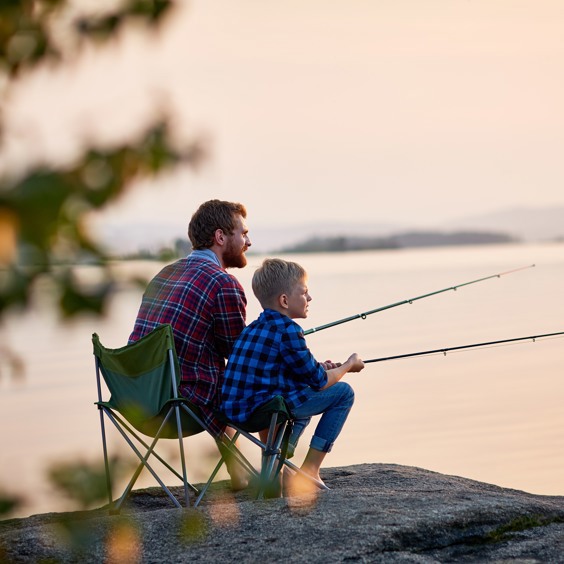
223;214;251;269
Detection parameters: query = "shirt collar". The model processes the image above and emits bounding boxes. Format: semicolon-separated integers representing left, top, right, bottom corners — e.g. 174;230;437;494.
261;308;303;329
189;248;222;268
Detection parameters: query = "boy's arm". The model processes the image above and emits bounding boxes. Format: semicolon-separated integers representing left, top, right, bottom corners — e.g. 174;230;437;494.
320;353;364;390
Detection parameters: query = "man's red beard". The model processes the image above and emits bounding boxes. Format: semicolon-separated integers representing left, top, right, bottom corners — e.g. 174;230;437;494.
223;239;248;269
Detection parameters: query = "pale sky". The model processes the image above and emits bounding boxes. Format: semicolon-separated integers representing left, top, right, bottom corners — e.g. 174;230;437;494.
3;0;564;250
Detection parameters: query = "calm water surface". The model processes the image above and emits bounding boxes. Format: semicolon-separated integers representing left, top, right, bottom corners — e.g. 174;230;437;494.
2;243;563;518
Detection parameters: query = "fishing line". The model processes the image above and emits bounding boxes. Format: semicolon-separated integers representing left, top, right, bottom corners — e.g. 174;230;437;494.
304;264;535;336
363;331;564;364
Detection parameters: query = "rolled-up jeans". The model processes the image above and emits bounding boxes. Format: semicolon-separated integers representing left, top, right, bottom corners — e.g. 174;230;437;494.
288;382;355;455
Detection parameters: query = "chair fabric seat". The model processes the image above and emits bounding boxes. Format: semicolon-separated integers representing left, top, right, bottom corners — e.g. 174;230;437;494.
96;398;205;439
217;395;291;433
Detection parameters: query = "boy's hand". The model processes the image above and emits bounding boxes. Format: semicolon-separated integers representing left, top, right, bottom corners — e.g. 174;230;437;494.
320;354;364;389
346;353;365;373
322;360;341;370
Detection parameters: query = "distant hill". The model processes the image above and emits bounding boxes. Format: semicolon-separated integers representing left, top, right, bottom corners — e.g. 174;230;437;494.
251;220;401;253
442;205;564;241
278;230;516;253
262;205;564;253
274;205;563;253
92;205;564;256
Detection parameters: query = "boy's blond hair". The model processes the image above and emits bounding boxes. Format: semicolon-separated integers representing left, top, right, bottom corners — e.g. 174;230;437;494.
252;258;307;309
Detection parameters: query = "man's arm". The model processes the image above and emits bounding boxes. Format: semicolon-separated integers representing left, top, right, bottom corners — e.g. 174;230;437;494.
213;280;247;358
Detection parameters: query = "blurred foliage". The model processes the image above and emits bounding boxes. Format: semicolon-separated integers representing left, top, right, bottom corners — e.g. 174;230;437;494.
179;508;208;542
0;344;24;382
51;513;142;561
0;0;63;79
0;0;173;78
46;456;136;556
0;0;204;519
104;516;142;563
0;490;24;518
0;119;206;319
47;457;135;510
48;456;208;556
0;0;206;324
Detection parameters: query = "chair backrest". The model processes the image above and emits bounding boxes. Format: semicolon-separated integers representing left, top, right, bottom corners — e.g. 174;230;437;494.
93;324;181;432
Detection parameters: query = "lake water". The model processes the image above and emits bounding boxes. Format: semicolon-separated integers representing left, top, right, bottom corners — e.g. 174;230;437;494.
1;242;563;518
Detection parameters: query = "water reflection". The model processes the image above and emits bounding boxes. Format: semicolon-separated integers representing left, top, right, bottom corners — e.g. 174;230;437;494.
1;243;563;518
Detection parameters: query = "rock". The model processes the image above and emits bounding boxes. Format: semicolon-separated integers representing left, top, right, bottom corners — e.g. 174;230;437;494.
1;463;564;562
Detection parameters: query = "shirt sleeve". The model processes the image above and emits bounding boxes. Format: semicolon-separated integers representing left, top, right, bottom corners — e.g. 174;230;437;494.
213;277;247;359
280;323;328;390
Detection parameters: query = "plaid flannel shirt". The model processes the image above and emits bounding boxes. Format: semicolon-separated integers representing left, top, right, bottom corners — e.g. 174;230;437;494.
129;254;247;436
221;308;328;423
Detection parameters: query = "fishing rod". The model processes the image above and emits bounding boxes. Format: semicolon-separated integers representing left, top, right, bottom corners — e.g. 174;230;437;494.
364;331;564;364
304;264;535;336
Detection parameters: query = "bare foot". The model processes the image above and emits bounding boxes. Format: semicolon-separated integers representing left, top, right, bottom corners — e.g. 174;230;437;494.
228;467;249;491
298;464;326;487
283;468;324;497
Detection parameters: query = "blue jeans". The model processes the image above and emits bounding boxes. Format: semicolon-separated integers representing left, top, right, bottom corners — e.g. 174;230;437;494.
288;382;355;455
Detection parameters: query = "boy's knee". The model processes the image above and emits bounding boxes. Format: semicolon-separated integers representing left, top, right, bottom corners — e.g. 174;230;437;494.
336;381;355;407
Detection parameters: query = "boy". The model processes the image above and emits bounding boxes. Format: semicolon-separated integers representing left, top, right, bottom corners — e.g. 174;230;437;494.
221;258;364;488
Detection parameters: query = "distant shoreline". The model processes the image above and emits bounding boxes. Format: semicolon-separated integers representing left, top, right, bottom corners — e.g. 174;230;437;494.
114;232;564;261
121;229;523;260
275;229;518;254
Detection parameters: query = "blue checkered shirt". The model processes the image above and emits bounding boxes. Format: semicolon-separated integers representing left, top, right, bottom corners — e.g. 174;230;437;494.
221;309;328;423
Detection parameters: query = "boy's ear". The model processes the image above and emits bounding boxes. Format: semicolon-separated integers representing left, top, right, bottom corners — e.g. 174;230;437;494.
278;293;289;310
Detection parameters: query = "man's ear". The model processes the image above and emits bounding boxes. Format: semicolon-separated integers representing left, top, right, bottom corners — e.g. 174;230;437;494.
214;229;225;246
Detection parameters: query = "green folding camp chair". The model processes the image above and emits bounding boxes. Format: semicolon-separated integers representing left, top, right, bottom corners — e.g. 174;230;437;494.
93;323;254;513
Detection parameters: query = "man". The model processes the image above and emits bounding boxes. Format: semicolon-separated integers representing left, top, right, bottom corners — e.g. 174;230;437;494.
129;199;251;489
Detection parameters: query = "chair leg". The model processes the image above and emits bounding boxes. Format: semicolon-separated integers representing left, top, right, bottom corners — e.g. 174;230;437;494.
193;456;225;507
104;408;183;512
257;416;287;500
226;422;330;495
200;416;328;502
96;359;114;508
194;431;259;507
217;430;260;479
111;410;199;493
173;404;191;507
98;407;114;508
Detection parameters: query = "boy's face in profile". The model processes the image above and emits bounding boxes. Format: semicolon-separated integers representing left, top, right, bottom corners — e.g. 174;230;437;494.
285;276;312;319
